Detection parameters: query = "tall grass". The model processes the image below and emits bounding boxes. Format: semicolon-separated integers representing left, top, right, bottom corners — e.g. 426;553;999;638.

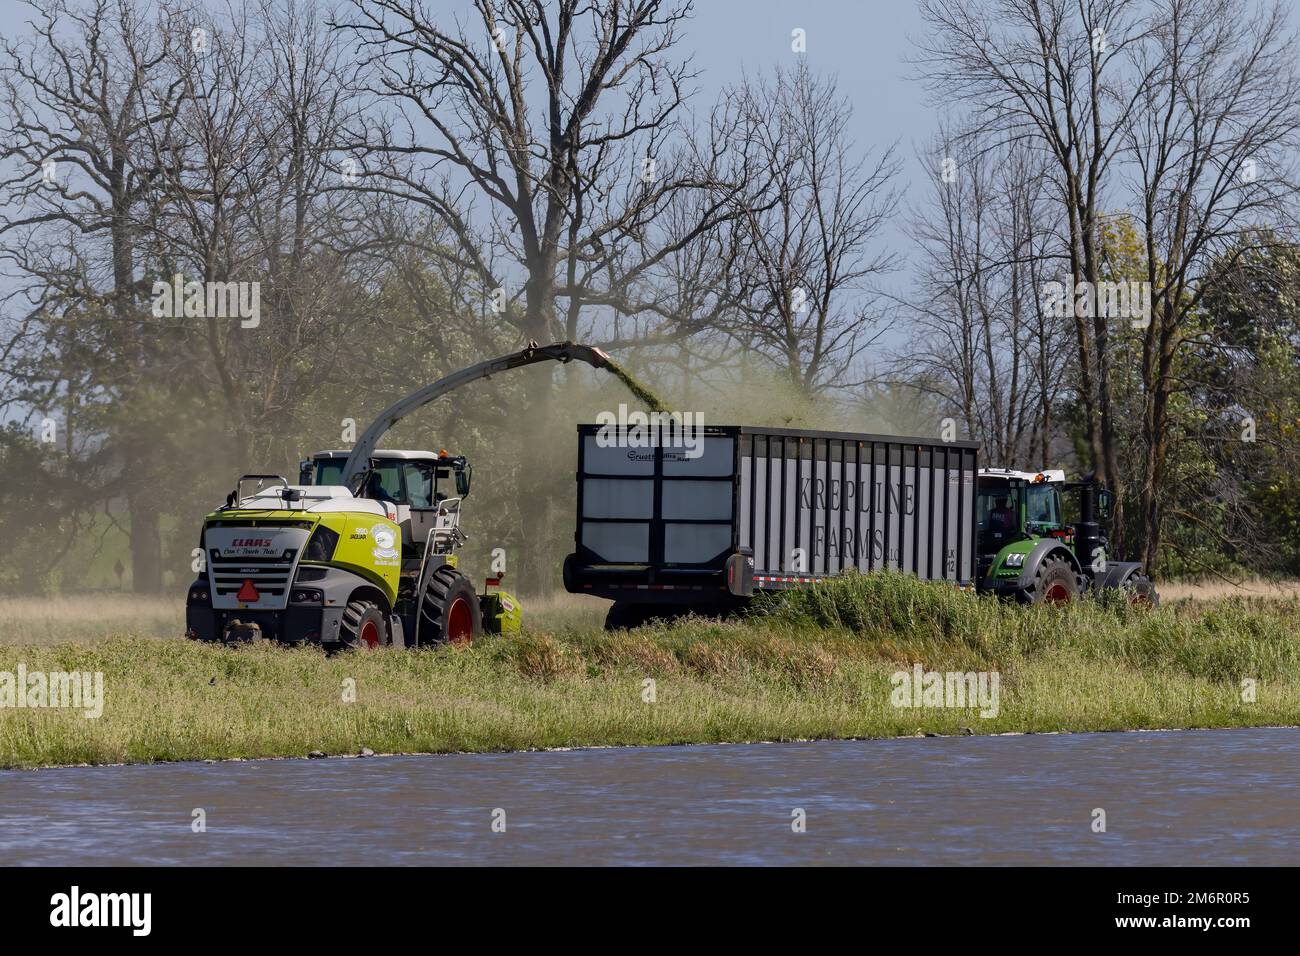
0;594;181;645
756;571;1300;682
0;573;1295;768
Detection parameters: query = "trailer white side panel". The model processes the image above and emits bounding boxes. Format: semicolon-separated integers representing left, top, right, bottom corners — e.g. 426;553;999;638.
570;425;978;590
738;436;976;583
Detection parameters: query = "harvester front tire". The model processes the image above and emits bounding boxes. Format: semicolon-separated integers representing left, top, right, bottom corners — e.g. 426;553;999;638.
420;567;482;646
1025;556;1080;605
340;600;387;650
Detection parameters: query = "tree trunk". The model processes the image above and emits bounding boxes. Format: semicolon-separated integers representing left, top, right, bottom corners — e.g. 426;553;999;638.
517;272;560;595
1140;311;1179;576
112;187;165;594
125;440;164;593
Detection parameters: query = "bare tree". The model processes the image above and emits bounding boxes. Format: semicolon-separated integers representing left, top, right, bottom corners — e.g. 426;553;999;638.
145;0;378;467
900;129;1071;466
916;0;1154;548
0;0;187;592
1124;0;1300;570
334;0;746;339
724;64;899;396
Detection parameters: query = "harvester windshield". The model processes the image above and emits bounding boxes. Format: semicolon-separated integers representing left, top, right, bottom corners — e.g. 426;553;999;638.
305;452;463;507
313;458;403;499
310;458;346;487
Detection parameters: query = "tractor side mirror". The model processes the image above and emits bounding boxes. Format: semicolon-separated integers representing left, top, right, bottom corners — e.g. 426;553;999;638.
298;459;313;485
1097;489;1113;520
455;463;472;498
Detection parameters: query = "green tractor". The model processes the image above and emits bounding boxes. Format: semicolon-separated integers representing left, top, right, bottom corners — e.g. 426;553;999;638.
185;448;520;649
975;468;1158;605
184;341;618;649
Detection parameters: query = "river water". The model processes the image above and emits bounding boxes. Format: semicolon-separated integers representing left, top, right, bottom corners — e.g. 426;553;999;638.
1;727;1295;865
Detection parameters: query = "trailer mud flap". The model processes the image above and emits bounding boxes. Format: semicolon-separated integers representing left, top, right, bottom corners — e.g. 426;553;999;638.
725;549;755;597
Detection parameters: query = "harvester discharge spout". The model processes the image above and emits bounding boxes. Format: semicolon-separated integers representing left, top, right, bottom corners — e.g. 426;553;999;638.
339;341;612;489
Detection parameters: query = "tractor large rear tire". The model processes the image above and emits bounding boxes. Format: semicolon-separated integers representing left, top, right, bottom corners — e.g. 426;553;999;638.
1023;556;1081;605
340;599;387;650
420;566;482;646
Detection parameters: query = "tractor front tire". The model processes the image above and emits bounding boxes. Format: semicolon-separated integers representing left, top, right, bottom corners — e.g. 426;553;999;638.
1124;574;1160;607
340;600;387;650
420;567;482;646
1024;556;1081;605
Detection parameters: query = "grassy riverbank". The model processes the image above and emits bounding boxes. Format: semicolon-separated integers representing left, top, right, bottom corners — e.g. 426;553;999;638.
1;573;1296;769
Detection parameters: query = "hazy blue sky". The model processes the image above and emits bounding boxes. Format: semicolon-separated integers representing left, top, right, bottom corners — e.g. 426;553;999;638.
683;0;935;312
687;0;931;165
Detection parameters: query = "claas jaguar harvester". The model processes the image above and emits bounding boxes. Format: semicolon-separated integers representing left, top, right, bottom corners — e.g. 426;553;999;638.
185;342;612;649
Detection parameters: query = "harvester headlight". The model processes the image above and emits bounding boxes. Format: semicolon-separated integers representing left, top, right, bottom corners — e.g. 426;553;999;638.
289;588;323;605
1004;552;1025;568
188;587;211;604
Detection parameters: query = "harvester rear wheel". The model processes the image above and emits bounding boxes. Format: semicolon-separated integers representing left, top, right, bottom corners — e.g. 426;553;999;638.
420;566;482;646
340;600;387;650
1025;556;1080;605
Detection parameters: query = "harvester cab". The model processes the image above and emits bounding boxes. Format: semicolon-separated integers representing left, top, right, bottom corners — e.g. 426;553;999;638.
976;468;1156;605
299;449;471;552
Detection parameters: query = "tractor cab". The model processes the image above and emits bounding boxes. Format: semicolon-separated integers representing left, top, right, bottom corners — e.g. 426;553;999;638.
300;449;472;556
975;468;1067;582
977;467;1066;531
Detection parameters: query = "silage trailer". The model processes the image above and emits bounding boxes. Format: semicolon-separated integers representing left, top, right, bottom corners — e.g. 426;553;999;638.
562;423;1155;629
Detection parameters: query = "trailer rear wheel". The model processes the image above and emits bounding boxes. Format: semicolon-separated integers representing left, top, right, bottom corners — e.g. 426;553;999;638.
603;602;697;631
340;600;387;650
604;602;651;631
1025;556;1080;605
420;567;482;646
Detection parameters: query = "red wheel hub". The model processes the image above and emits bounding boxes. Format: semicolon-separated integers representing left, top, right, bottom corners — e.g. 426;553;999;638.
1045;583;1071;604
447;597;474;645
360;619;380;649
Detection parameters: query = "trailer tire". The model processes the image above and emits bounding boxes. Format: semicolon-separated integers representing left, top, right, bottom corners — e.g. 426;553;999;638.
604;602;651;631
1124;574;1160;607
603;602;696;631
1024;555;1081;605
340;600;387;650
420;567;482;646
